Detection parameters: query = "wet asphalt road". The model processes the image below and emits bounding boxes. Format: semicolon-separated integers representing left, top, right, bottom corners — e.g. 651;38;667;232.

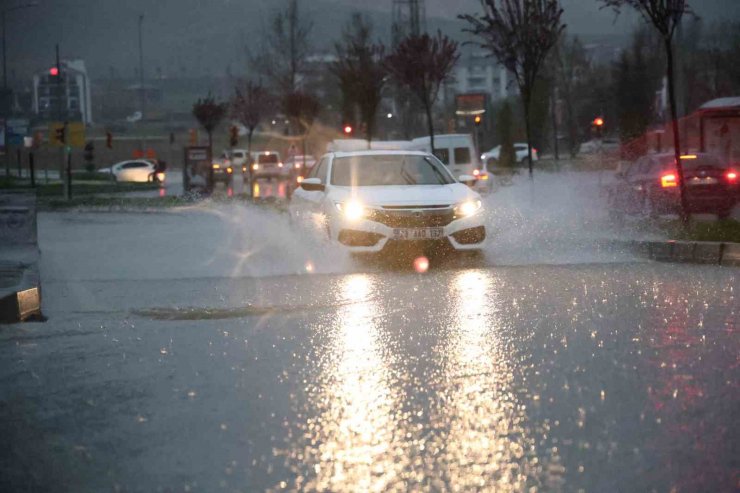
1;177;739;492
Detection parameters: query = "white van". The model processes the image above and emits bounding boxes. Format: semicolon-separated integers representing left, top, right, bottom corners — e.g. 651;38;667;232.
409;134;489;193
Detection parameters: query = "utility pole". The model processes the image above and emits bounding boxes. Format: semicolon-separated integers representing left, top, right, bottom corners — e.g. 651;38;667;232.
138;14;146;152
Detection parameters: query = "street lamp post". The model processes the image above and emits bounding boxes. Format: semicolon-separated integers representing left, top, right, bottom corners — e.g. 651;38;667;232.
2;2;39;177
2;2;39;93
138;14;146;151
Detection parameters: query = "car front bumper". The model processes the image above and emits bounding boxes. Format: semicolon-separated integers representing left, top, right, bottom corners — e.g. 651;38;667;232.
329;209;487;253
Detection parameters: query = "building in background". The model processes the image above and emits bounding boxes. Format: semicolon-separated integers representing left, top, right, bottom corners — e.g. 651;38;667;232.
451;49;512;104
32;59;93;125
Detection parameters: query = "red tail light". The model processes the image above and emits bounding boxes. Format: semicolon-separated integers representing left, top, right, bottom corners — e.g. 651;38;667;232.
726;170;738;183
661;173;678;188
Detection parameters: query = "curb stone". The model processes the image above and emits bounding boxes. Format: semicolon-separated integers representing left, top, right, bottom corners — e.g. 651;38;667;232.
0;191;42;323
607;239;740;266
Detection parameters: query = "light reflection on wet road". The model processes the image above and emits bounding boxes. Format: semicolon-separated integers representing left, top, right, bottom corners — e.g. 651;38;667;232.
1;262;738;492
2;185;739;492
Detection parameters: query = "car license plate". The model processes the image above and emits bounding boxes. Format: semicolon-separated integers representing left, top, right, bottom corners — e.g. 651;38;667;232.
392;228;444;240
689;177;718;185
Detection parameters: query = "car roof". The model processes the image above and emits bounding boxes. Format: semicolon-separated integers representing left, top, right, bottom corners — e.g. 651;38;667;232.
330;150;430;158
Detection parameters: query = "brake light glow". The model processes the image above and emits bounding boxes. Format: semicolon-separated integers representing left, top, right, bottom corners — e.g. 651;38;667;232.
661;173;678;188
726;170;738;182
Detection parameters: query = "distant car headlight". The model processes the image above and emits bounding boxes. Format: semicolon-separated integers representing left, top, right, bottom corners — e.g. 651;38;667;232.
335;201;365;221
455;200;482;217
252;163;259;171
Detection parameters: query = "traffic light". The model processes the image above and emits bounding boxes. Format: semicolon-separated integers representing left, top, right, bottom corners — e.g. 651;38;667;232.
49;67;59;77
343;125;353;136
474;115;482;126
229;126;238;147
106;131;113;149
592;117;605;138
84;141;94;163
55;126;66;144
189;129;197;145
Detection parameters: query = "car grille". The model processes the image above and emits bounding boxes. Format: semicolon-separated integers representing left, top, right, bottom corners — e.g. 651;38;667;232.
367;205;455;228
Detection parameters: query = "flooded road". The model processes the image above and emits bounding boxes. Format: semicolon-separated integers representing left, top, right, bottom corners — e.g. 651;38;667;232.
1;174;738;492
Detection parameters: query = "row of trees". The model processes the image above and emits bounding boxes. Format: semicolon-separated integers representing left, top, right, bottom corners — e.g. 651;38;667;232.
193;0;707;207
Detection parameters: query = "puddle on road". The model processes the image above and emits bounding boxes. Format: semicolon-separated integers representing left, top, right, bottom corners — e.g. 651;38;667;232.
133;299;365;321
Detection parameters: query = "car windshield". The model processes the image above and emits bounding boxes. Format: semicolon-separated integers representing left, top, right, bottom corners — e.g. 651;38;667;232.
257;154;279;164
331;154;455;186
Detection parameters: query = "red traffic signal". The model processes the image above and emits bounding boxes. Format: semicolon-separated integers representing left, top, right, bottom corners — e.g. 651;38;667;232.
593;117;605;127
49;67;59;76
106;131;113;149
343;125;353;135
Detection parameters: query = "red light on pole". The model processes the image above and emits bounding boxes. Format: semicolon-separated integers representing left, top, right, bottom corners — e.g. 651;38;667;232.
49;67;59;76
593;117;604;127
343;125;353;135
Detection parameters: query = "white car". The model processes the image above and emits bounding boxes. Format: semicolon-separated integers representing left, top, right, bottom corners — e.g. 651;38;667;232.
481;143;539;165
248;151;284;178
579;138;620;154
290;150;486;254
102;160;165;183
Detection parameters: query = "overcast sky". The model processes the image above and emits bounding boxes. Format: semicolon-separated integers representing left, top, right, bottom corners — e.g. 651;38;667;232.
5;0;740;80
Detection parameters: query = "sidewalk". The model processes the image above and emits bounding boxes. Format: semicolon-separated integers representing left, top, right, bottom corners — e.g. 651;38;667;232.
0;191;42;323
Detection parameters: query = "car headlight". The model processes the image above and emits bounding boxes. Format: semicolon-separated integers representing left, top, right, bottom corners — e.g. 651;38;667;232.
252;163;259;171
335;201;365;221
455;200;482;217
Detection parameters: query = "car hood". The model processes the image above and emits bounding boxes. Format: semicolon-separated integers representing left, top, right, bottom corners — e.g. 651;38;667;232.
330;184;478;207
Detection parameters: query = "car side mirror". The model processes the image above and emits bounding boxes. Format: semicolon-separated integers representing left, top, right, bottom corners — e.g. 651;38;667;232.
300;177;325;191
459;174;476;185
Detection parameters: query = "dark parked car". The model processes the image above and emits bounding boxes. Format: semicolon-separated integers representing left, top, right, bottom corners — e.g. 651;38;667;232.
609;152;739;218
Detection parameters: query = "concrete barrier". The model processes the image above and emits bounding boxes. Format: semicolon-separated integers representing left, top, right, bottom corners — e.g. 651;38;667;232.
694;242;722;264
721;243;740;266
0;192;42;323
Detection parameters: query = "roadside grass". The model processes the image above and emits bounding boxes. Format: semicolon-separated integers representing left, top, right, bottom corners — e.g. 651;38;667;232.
38;193;288;212
1;176;160;197
39;196;190;210
661;219;740;243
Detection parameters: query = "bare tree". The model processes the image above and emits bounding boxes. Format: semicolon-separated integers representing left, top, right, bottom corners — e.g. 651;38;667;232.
192;95;227;156
232;81;272;158
601;0;693;221
553;35;590;158
385;32;459;153
251;0;313;96
333;14;387;145
461;0;565;177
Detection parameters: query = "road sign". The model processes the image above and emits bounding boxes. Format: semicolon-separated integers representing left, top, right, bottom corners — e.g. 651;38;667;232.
6;118;29;146
49;122;85;148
